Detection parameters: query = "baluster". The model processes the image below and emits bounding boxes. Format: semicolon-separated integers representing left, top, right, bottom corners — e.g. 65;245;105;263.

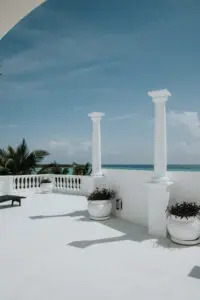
74;178;77;190
36;176;39;188
67;177;70;189
34;176;36;188
64;178;66;189
24;177;27;189
22;177;25;189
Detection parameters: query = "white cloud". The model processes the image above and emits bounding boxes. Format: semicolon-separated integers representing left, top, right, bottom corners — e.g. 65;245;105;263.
79;140;92;152
168;110;200;137
108;113;135;121
49;139;74;156
48;138;91;156
0;124;20;128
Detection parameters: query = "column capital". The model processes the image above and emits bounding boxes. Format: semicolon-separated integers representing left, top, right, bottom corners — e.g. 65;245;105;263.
88;112;105;121
148;89;171;103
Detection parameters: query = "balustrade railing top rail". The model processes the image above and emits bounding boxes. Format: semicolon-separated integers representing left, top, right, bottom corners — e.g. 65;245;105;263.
0;174;94;196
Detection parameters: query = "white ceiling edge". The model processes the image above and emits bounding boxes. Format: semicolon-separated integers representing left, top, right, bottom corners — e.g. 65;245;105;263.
0;0;46;40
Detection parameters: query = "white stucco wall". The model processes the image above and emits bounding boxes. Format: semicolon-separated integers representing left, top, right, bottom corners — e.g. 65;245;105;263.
103;169;152;227
103;169;200;227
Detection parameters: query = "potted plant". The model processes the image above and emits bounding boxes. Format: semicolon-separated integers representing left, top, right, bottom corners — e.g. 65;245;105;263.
87;187;116;220
166;201;200;245
40;177;53;193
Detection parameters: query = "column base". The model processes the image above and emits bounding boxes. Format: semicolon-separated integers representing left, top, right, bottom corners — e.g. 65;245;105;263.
92;173;104;177
151;175;173;184
146;180;173;238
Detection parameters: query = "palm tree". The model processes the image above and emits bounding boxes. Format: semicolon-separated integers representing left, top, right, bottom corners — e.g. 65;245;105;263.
72;162;92;175
37;161;91;176
0;138;49;175
37;161;70;175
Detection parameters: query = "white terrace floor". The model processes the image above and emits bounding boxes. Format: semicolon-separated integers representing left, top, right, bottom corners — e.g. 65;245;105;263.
1;193;200;300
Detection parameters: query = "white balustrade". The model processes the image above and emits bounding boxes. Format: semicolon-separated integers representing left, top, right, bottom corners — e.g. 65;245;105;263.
0;174;94;196
11;175;46;191
54;175;82;192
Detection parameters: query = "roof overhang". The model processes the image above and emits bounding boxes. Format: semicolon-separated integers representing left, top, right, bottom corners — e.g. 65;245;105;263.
0;0;46;40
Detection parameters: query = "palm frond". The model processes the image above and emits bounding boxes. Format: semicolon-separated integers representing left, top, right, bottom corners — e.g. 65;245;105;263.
32;150;49;163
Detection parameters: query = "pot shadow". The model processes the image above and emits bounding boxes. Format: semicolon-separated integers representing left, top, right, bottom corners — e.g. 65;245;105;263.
188;265;200;280
67;212;187;250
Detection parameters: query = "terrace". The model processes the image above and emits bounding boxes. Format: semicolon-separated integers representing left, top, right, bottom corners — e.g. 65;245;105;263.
1;3;200;298
0;192;200;299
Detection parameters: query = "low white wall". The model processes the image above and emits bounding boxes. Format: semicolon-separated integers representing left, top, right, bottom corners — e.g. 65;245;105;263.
104;169;152;227
103;169;200;227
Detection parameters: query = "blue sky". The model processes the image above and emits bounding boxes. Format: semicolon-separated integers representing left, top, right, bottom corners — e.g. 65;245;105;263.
1;0;200;164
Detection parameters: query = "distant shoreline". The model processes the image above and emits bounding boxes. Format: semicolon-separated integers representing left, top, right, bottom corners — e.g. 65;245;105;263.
36;164;200;172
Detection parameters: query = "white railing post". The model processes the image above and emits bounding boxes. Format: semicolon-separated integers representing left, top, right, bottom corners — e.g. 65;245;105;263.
147;89;173;237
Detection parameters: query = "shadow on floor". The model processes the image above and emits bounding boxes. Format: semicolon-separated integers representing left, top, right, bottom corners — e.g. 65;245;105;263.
29;210;89;220
67;212;185;250
29;208;190;250
0;204;18;210
188;265;200;279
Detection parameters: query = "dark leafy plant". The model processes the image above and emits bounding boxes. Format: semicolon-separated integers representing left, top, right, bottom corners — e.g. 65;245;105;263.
0;138;49;175
37;161;70;175
72;162;92;175
87;188;116;201
166;202;200;219
40;177;52;184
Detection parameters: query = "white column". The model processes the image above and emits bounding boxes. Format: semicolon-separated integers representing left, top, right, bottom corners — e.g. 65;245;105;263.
88;112;105;177
148;89;171;183
146;89;173;238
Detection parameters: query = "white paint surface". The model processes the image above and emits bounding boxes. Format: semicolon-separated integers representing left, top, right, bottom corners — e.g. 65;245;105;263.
104;169;200;227
0;0;46;39
88;112;105;177
147;181;172;237
0;193;200;299
148;89;171;182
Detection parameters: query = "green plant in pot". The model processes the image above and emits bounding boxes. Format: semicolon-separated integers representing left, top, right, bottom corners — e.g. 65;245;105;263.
166;201;200;245
40;177;53;193
87;187;116;221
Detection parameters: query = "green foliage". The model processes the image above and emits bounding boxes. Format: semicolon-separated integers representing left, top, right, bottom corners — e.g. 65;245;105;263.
38;161;91;176
0;138;49;175
37;161;70;175
72;162;92;175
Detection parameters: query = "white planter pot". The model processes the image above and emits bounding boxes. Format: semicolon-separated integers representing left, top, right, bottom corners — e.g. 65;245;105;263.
167;215;200;244
40;183;53;193
88;199;112;221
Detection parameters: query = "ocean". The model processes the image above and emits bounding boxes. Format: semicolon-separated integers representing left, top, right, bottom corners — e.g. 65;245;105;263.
35;164;200;173
103;164;200;171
